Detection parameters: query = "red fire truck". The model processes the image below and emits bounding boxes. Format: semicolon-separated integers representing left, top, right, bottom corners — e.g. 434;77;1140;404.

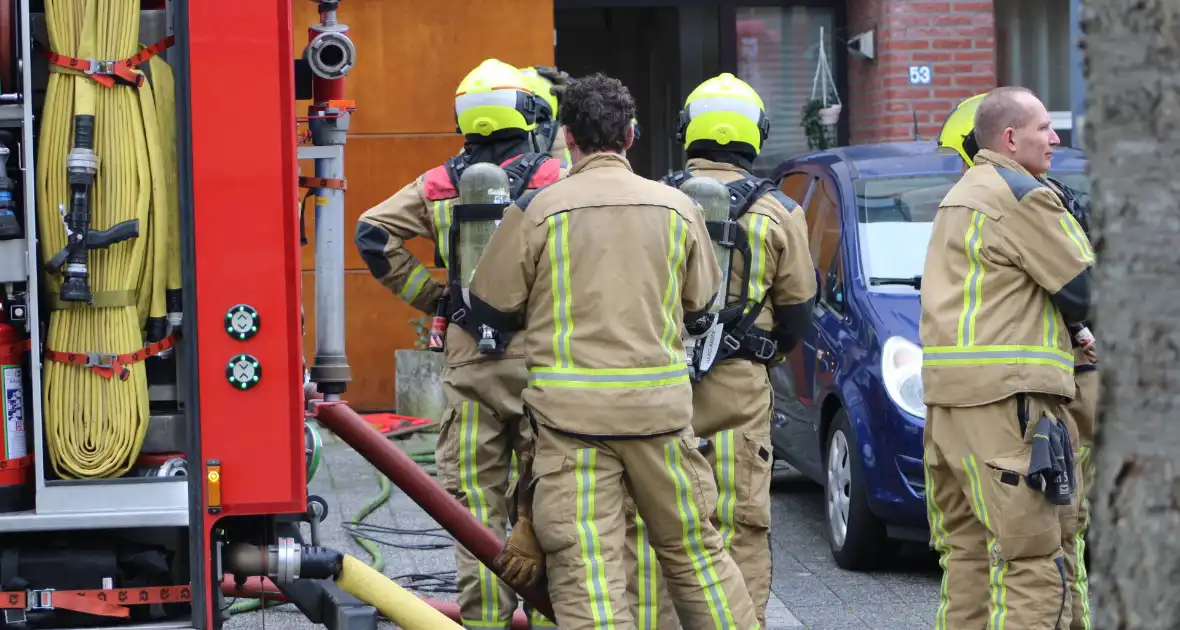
0;1;551;628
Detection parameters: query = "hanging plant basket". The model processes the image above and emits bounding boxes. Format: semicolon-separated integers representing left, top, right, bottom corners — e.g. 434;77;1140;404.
804;26;842;141
820;103;842;126
802;99;835;151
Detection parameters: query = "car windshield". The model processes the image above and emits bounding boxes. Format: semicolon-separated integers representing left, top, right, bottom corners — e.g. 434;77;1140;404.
856;170;1089;292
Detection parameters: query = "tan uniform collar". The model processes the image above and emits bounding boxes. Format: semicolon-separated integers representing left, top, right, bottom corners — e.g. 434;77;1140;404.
569;152;633;175
973;149;1038;179
685;157;746;173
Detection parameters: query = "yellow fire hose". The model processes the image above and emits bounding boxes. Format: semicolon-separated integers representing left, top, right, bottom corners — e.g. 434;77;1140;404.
37;0;174;478
335;554;461;629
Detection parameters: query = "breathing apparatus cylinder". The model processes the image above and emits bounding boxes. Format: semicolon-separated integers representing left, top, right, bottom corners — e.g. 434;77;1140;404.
681;176;733;294
679;176;734;379
0;312;30;512
454;163;512;353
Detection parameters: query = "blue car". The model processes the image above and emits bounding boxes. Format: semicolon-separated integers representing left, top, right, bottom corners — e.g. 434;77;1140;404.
767;141;1090;570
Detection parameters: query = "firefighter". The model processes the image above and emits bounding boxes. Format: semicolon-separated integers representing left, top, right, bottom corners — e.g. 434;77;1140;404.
354;58;565;630
626;72;814;628
467;72;760;630
921;85;1093;630
521;65;572;166
936;89;1097;630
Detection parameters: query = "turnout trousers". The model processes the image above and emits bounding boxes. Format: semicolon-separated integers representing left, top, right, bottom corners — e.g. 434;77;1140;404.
923;393;1074;630
626;359;775;629
1060;368;1098;630
530;422;760;630
435;359;553;629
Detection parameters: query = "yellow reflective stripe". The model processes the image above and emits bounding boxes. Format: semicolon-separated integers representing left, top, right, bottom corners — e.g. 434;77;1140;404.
528;364;690;389
1076;443;1092;629
398;264;431;303
508;451;519;497
923;462;952;630
1041;294;1060;348
988;538;1011;629
459;402;498;623
659;210;688;363
664;440;736;629
1060;213;1096;263
635;515;659;630
529;609;557;627
745;214;770;313
957;211;987;346
435;199;454;266
461;621;509;630
963;455;991;529
965;460;1009;629
575;449;615;627
715;430;738;552
924;344;1074;372
547;213;575;368
1076;528;1091;629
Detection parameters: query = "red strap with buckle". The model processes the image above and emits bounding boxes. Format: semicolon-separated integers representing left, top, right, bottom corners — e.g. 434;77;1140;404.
0;585;192;618
299;176;348;191
44;333;177;381
35;35;174;88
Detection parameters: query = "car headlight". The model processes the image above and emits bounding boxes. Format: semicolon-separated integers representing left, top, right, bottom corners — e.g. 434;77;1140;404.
882;336;926;418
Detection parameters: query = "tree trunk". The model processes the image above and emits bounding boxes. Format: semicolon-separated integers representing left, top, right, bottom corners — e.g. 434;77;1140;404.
1083;1;1180;627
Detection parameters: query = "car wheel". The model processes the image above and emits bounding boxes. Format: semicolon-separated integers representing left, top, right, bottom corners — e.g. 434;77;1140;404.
825;408;888;570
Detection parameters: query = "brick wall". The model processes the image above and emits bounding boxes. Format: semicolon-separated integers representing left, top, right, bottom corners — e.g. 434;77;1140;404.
845;0;997;144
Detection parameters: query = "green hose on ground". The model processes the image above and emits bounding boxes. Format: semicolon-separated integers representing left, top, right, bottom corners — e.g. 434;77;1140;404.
226;437;438;616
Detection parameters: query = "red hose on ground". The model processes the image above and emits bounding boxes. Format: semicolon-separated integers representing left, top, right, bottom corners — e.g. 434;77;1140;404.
221;577;530;629
313;402;556;623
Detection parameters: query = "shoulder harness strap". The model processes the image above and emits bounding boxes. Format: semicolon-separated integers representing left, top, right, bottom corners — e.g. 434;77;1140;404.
502;153;551;200
725;173;779;219
661;169;692;189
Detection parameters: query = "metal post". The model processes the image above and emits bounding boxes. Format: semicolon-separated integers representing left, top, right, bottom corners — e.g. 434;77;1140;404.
306;0;356;399
1070;0;1086;149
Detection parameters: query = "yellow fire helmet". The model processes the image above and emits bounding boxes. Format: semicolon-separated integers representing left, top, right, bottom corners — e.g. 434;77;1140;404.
677;73;770;154
455;59;538;137
936;92;987;165
520;67;559;117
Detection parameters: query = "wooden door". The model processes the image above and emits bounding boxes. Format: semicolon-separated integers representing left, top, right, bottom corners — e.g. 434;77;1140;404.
295;0;555;411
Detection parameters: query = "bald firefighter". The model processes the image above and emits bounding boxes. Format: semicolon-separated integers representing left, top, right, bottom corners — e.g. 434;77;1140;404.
921;86;1093;630
936;90;1097;630
469;72;760;630
354;59;564;630
626;73;814;629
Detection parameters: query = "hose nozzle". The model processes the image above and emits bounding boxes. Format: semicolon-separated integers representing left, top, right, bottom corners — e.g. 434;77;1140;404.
224;539;344;584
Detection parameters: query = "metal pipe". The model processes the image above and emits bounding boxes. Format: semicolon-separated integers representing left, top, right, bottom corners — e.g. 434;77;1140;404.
307;1;353;396
313;402;556;623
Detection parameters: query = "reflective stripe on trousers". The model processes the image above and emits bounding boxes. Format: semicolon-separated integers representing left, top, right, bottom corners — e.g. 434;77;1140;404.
459;401;501;625
663;441;737;628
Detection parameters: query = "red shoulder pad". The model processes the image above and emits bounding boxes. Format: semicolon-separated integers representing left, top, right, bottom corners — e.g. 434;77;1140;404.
527;158;563;189
422;165;457;201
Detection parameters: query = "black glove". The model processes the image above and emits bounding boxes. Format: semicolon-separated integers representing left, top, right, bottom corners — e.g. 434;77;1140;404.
534;65;571;107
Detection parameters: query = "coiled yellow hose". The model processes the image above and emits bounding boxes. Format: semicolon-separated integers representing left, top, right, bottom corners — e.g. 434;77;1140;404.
36;0;174;479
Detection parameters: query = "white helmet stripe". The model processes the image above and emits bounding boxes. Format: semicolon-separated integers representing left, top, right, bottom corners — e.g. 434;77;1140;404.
687;96;762;126
456;89;522;116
